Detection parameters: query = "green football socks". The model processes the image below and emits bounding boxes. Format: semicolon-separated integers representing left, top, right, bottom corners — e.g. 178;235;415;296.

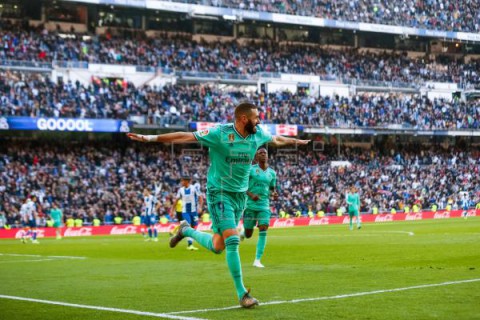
184;228;218;253
225;235;247;299
255;230;267;260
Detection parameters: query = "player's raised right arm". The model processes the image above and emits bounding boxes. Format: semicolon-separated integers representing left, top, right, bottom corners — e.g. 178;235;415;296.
127;132;197;143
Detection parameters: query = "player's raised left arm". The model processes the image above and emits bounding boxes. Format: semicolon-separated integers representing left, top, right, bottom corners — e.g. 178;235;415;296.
127;132;197;143
270;135;310;147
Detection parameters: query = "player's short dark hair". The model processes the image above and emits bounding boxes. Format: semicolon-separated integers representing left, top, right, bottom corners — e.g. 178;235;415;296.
234;102;257;120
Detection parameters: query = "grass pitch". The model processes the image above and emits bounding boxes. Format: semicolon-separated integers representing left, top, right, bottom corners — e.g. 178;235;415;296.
1;217;479;320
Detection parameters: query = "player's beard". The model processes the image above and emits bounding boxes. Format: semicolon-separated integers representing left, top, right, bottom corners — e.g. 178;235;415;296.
245;119;257;134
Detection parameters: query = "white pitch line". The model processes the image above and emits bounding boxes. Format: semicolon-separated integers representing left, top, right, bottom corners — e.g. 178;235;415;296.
45;255;86;260
0;253;86;260
269;231;415;238
167;278;480;315
0;259;55;263
365;231;415;236
0;295;206;320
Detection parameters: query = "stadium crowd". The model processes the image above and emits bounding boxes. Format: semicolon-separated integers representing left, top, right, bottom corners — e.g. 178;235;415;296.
1;71;480;129
0;140;478;227
1;21;480;87
185;0;480;32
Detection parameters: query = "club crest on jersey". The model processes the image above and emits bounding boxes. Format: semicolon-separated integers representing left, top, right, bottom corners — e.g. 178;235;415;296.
256;169;260;174
228;133;235;142
198;129;209;137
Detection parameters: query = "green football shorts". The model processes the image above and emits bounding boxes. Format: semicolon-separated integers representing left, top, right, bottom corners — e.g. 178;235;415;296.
348;208;359;217
207;189;247;235
243;208;271;229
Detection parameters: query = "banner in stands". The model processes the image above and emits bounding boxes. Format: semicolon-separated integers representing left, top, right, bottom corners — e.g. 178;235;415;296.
190;122;300;136
0;117;131;133
0;210;477;239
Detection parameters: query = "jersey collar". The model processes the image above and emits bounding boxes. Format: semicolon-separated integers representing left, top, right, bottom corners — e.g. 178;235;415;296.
233;123;250;140
258;164;269;172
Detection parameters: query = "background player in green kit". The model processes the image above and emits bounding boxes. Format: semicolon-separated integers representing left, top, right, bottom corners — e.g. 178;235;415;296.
127;102;309;308
241;148;277;268
346;185;362;230
49;202;63;239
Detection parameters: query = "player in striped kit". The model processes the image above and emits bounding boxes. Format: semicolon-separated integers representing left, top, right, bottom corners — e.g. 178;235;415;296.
143;188;159;242
172;176;204;250
20;196;39;244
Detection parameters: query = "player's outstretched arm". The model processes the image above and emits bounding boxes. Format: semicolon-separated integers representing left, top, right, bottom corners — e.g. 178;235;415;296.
127;132;197;143
270;135;310;147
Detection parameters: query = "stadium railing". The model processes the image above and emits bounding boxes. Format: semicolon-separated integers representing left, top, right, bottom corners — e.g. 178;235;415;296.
0;59;462;91
52;61;89;69
347;78;421;90
0;60;53;71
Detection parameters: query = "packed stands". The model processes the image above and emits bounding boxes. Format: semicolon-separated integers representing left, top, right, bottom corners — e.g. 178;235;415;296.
182;0;480;32
0;141;478;226
1;21;479;87
1;71;479;129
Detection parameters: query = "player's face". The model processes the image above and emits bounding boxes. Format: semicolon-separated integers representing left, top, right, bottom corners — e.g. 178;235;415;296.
257;149;268;162
181;179;190;187
244;109;260;134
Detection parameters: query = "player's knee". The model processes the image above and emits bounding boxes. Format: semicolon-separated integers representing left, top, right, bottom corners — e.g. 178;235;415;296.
212;248;223;254
213;235;225;253
245;229;254;238
212;241;225;254
258;225;269;232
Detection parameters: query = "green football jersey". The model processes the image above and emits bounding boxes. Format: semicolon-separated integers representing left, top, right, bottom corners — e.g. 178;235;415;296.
193;124;272;193
247;164;277;211
347;193;360;211
50;208;63;221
